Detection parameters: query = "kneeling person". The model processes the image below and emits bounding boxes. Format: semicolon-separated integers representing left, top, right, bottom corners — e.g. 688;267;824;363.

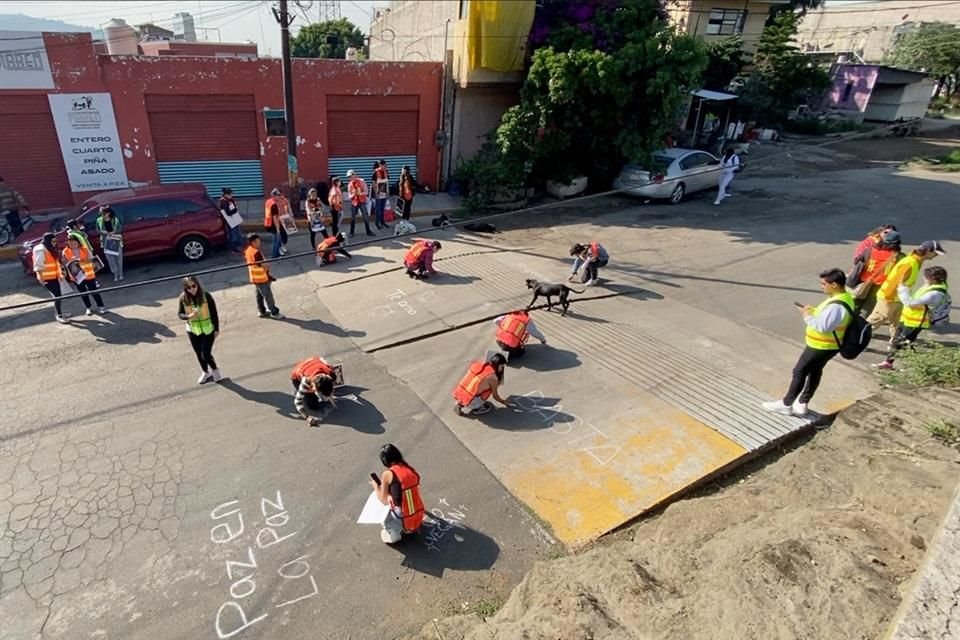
316;232;352;265
291;356;337;426
452;353;510;416
405;239;441;279
494;310;546;360
370;444;424;544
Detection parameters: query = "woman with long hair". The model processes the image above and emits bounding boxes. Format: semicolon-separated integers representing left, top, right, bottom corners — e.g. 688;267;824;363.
177;276;222;384
32;232;69;324
62;234;106;316
370;443;424;543
398;166;415;221
305;187;327;249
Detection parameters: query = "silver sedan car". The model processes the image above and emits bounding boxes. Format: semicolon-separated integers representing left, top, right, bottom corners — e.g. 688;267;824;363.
613;148;722;204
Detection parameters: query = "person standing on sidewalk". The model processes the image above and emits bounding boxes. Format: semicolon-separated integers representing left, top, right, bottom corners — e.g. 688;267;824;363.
398;166;415;221
0;176;29;237
713;147;740;206
96;205;124;281
244;233;283;319
494;310;547;361
62;235;106;316
305;188;327;249
854;224;897;262
347;169;374;237
372;160;390;230
32;232;69;324
328;177;344;238
65;219;94;254
218;188;244;253
369;444;425;544
264;187;291;258
763;268;853;417
875;266;950;370
866;241;945;341
849;229;902;316
177;276;222;384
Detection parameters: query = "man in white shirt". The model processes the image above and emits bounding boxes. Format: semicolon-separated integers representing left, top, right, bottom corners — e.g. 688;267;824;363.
875;264;949;370
713;147;740;206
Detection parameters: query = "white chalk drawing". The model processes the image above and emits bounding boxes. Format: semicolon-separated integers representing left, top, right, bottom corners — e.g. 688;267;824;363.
369;288;442;318
512;391;622;467
421;499;469;553
209;492;320;639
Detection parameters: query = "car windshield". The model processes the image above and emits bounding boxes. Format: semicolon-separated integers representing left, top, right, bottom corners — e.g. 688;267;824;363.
48;205;88;232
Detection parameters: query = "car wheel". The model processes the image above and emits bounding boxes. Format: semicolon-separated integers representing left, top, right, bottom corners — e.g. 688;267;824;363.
178;235;209;262
669;183;685;204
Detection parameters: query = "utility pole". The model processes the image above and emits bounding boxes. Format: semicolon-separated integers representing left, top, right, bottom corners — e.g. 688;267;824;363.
273;0;299;208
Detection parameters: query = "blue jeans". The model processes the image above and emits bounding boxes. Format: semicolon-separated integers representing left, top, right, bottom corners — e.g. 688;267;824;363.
227;225;244;251
271;229;282;258
374;198;387;227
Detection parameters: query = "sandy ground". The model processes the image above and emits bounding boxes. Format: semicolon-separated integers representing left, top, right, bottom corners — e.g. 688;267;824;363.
413;389;960;640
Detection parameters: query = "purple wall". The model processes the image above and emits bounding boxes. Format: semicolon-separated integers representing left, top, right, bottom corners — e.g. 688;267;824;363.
822;65;879;112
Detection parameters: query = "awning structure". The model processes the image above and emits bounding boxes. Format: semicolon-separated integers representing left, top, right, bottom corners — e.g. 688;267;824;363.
691;89;738;101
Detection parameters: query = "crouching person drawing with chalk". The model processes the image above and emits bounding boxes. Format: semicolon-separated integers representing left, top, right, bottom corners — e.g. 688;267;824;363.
369;444;425;544
453;353;511;416
290;357;338;426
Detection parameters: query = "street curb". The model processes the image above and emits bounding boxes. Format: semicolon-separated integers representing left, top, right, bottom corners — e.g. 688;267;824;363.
0;206;464;266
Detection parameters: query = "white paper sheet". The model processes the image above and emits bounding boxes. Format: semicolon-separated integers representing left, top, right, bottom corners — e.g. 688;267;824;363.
357;490;390;524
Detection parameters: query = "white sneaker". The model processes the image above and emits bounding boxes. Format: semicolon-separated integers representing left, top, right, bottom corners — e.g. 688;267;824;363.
762;400;792;415
280;246;288;256
97;307;107;314
585;279;598;287
713;200;721;206
197;371;213;384
56;315;69;324
211;368;223;382
380;528;402;544
85;308;93;316
791;400;809;417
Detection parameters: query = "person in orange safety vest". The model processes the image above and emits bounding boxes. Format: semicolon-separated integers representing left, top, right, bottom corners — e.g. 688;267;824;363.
452;353;510;416
32;232;69;324
62;235;107;316
346;169;374;237
315;232;352;265
404;239;441;279
494;310;547;360
849;229;903;315
291;356;337;426
264;187;292;258
370;443;425;543
244;233;283;319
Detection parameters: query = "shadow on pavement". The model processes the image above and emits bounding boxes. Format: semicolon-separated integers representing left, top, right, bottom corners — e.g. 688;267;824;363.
282;316;367;338
65;312;176;344
218;379;297;420
417;274;482;286
324;386;386;435
396;521;500;578
514;345;581;372
476;396;574;431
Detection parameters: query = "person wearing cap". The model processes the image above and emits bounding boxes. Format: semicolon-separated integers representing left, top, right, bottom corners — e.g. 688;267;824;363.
346;169;374;237
218;187;244;253
866;241;945;341
96;205;124;281
849;229;903;316
32;232;69;323
264;187;292;258
875;265;950;370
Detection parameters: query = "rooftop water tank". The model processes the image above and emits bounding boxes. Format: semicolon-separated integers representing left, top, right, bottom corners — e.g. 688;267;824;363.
104;18;138;55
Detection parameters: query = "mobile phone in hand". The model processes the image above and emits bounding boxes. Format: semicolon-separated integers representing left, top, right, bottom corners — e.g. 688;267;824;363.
370;472;381;486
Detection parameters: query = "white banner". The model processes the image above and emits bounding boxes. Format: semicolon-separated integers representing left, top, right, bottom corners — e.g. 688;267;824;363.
0;31;54;89
48;93;130;192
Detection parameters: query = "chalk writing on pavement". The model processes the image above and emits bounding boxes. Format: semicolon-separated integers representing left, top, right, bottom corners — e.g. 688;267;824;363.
422;497;469;553
512;391;621;467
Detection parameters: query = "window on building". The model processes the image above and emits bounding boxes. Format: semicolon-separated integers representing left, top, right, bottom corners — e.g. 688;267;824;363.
842;81;855;102
265;109;286;137
706;9;747;36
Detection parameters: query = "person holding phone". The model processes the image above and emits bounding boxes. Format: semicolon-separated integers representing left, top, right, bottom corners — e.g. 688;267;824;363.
369;444;424;544
177;276;221;384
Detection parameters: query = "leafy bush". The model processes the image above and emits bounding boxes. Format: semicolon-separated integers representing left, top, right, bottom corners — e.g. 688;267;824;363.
453;141;525;214
879;342;960;388
925;418;960;448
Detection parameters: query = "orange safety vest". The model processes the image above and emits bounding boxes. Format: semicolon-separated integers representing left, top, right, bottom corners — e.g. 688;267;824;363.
495;312;530;349
38;247;62;282
860;246;898;285
264;196;290;228
244;245;269;284
405;240;429;265
389;464;425;532
62;246;95;279
328;187;343;212
348;178;368;205
589;241;601;258
401;179;413;200
452;362;496;406
317;236;338;253
290;357;334;381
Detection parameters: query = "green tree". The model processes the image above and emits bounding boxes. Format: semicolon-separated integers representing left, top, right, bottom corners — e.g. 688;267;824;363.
739;10;830;124
889;22;960;98
767;0;824;25
291;18;364;59
494;0;707;186
703;36;746;91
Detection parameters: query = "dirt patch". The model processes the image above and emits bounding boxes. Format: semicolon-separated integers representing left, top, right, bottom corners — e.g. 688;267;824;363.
413;390;960;640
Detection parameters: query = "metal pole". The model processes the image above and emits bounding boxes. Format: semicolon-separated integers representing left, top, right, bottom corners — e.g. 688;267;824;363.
277;0;299;208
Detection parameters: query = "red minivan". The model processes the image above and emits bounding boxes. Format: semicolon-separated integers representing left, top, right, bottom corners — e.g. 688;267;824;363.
18;183;227;274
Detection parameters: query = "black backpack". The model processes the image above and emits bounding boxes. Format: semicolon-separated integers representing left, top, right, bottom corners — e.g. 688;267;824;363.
828;299;871;360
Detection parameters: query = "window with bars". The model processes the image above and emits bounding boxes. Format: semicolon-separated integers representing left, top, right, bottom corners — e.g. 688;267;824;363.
706;9;747;36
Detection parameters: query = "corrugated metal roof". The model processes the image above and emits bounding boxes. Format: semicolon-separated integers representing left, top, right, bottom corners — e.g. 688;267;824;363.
156;160;263;197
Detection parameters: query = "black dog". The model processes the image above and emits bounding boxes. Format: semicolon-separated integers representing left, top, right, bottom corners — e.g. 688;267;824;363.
432;213;452;228
464;222;499;234
525;279;584;316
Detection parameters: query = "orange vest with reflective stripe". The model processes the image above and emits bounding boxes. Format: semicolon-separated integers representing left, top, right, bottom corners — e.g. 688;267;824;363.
590;241;600;258
39;248;62;282
405;240;429;265
389;464;424;532
244;245;269;284
860;246;898;285
264;197;276;228
290;357;334;381
349;178;367;205
496;312;529;349
317;236;338;253
329;187;343;212
452;362;495;406
62;246;95;279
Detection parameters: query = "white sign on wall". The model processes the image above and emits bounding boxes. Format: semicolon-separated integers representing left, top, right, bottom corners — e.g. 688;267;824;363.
48;93;130;192
0;31;54;89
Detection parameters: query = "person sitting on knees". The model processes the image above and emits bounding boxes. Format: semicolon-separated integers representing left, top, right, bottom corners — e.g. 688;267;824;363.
290;356;337;426
315;232;352;265
494;310;546;360
567;241;609;286
370;444;425;544
404;239;441;279
452;353;510;416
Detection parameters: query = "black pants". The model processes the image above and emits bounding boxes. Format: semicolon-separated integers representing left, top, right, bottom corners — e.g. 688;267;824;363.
42;279;62;316
291;379;320;410
76;279;104;309
5;209;24;236
783;347;839;405
400;198;413;221
279;226;288;245
497;340;525;359
884;324;923;363
188;331;217;372
309;228;330;249
587;258;609;281
330;210;341;237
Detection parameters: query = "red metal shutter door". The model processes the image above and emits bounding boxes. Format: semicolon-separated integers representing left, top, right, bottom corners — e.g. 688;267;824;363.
326;95;420;157
146;94;259;161
0;95;73;210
